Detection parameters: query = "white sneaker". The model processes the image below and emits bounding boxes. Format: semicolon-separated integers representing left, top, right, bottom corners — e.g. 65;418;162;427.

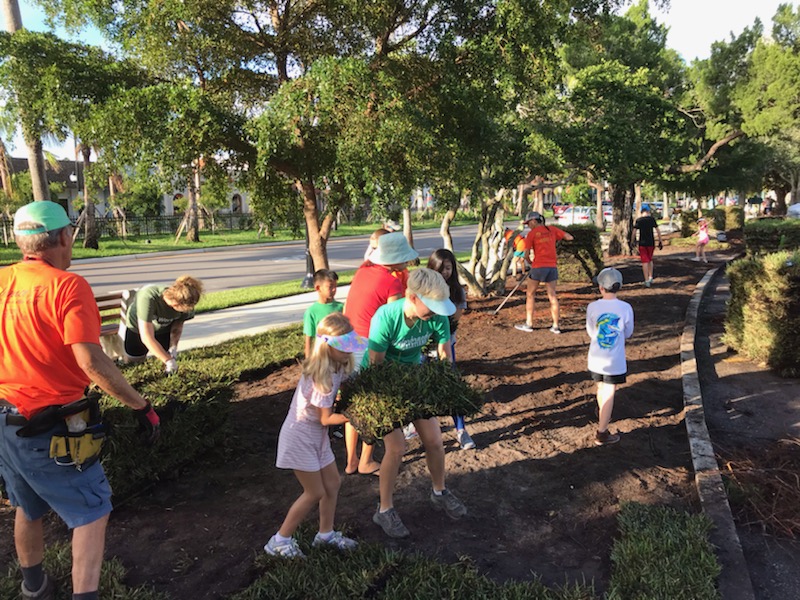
691;257;701;261
403;423;418;440
264;535;305;559
515;323;534;332
457;429;476;450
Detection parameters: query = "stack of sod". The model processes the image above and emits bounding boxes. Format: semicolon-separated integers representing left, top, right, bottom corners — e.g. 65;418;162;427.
337;360;484;444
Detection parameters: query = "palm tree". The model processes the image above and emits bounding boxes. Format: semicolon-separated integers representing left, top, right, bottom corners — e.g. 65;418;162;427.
1;0;50;201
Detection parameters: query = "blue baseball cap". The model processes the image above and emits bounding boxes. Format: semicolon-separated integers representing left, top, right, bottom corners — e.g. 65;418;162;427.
417;292;456;316
641;203;651;212
13;201;73;235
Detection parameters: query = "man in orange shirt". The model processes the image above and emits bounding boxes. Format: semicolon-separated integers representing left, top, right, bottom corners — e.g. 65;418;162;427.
514;211;574;334
0;201;160;600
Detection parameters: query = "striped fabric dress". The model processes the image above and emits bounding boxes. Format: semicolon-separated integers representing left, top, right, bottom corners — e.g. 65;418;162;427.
276;370;343;472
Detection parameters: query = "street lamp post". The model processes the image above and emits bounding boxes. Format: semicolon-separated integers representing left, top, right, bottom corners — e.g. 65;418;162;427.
301;225;314;289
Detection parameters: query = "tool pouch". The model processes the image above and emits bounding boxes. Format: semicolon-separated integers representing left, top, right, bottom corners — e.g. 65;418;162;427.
46;393;107;471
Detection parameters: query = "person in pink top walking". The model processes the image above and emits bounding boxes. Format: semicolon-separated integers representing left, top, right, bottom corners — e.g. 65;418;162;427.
263;312;367;559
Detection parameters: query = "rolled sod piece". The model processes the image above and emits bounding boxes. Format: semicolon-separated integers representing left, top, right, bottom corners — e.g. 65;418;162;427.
337;360;484;443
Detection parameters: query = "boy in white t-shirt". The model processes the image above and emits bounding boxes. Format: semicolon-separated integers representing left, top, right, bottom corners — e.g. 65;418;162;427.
586;268;634;446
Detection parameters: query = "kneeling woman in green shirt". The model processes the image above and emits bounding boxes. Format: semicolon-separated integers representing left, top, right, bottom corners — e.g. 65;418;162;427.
124;275;204;374
366;268;467;539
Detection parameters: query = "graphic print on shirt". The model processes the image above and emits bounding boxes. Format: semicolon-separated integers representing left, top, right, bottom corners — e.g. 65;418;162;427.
596;313;622;350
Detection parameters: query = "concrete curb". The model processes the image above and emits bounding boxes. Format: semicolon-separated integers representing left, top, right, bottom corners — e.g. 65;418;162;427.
681;264;755;600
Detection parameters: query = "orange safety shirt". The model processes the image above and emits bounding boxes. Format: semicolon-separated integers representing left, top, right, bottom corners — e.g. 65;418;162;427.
0;259;101;418
524;225;569;268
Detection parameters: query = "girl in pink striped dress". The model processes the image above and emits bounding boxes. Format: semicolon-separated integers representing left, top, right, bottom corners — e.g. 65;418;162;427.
264;312;367;559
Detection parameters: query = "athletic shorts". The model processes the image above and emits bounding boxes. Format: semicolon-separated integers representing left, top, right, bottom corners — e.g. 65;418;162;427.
529;267;558;283
0;410;112;529
639;246;655;263
513;251;525;258
589;371;627;384
124;326;171;358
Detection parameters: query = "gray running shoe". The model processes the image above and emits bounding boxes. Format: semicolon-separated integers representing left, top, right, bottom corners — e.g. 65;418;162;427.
373;506;410;538
594;430;620;446
515;323;534;332
21;574;55;600
264;535;306;558
430;489;467;520
457;429;476;450
549;326;562;334
312;531;358;551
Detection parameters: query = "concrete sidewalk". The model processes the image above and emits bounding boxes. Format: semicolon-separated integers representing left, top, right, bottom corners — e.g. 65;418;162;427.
179;285;352;351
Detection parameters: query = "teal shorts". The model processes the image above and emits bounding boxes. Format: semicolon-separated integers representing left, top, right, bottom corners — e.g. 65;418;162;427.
0;410;112;529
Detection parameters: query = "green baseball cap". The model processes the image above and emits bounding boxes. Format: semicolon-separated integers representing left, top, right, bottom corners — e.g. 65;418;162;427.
13;201;73;236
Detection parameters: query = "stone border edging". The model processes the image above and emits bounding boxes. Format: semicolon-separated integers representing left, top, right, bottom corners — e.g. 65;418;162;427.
681;263;755;600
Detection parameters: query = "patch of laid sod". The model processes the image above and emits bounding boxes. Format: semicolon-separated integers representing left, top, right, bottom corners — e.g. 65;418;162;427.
606;502;721;600
95;325;303;500
232;534;595;600
667;236;728;250
0;542;167;600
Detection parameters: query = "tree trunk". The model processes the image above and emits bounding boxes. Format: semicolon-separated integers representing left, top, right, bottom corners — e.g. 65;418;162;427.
402;206;415;252
186;166;200;242
300;179;329;270
0;139;11;199
80;146;98;249
607;183;635;256
27;137;50;202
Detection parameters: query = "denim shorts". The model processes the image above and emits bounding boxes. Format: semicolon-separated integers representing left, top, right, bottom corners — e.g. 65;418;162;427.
530;267;559;282
0;410;112;528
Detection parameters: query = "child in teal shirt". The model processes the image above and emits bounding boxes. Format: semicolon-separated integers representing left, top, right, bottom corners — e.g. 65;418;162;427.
303;269;343;358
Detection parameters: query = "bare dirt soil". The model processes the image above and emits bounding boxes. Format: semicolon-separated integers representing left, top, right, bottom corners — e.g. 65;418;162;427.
1;245;718;598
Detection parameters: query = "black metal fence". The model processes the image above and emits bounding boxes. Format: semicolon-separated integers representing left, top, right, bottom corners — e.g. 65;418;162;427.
1;213;257;239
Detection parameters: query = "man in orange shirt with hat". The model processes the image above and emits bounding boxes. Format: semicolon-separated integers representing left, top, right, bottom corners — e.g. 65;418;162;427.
0;201;160;600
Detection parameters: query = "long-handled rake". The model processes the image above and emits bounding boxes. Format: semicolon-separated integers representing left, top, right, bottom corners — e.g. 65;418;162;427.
493;271;530;315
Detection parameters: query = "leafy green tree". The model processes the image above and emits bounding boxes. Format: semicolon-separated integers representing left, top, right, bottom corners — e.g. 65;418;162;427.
734;10;800;210
0;30;145;246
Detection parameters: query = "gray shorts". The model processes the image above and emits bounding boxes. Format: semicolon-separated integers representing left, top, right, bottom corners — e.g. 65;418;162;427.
529;267;558;283
0;410;112;528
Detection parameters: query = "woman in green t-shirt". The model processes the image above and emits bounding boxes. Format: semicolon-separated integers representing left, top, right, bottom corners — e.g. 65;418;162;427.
124;275;204;374
367;268;468;539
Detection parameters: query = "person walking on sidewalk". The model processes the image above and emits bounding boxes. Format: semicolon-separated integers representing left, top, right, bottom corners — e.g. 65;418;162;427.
631;204;663;287
343;231;417;476
586;268;634;446
264;313;366;558
367;268;467;538
303;269;343;358
123;275;204;374
0;201;160;600
514;211;574;334
427;249;476;450
693;217;709;263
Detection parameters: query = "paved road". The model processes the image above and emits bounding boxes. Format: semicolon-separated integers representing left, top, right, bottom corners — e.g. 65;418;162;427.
71;224;500;294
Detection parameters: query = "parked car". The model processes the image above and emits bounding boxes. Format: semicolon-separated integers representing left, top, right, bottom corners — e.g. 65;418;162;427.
650;201;664;219
551;202;571;216
555;206;605;228
602;203;613;225
787;203;800;219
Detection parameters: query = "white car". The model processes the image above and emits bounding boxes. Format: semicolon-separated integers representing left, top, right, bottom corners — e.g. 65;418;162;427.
555;206;605;228
787;203;800;219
